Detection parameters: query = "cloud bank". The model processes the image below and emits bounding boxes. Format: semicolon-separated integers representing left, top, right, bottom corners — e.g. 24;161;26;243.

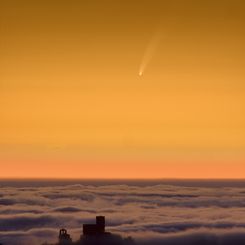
1;181;245;244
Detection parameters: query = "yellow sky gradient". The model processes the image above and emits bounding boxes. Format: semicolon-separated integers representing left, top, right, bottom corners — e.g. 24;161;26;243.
0;0;245;178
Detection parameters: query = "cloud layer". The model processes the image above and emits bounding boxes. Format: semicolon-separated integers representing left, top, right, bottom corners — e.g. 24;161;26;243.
1;180;245;244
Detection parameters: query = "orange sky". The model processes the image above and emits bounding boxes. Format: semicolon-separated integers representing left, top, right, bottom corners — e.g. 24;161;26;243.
0;0;245;178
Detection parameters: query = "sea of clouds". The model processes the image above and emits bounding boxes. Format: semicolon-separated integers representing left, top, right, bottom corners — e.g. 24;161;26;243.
1;180;245;244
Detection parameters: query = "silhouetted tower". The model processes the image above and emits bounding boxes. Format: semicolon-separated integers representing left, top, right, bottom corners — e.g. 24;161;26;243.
59;228;72;244
96;216;105;233
83;216;106;236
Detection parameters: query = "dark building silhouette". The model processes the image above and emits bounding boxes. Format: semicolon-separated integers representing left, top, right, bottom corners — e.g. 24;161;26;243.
45;216;135;245
83;216;106;236
59;228;72;244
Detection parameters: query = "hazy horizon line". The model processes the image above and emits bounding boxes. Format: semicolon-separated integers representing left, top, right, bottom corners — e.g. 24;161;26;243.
1;177;245;181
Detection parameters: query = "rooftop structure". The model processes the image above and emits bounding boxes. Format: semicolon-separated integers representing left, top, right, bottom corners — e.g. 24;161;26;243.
83;216;106;236
59;228;72;244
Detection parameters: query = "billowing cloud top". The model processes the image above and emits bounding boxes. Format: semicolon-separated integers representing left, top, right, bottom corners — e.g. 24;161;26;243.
1;180;245;245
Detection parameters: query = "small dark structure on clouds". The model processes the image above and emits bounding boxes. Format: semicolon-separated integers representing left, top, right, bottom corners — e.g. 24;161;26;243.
58;216;109;243
59;228;72;244
83;216;107;236
52;216;134;245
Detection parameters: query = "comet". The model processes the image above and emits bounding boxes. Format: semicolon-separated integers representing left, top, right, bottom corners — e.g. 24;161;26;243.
138;30;162;77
